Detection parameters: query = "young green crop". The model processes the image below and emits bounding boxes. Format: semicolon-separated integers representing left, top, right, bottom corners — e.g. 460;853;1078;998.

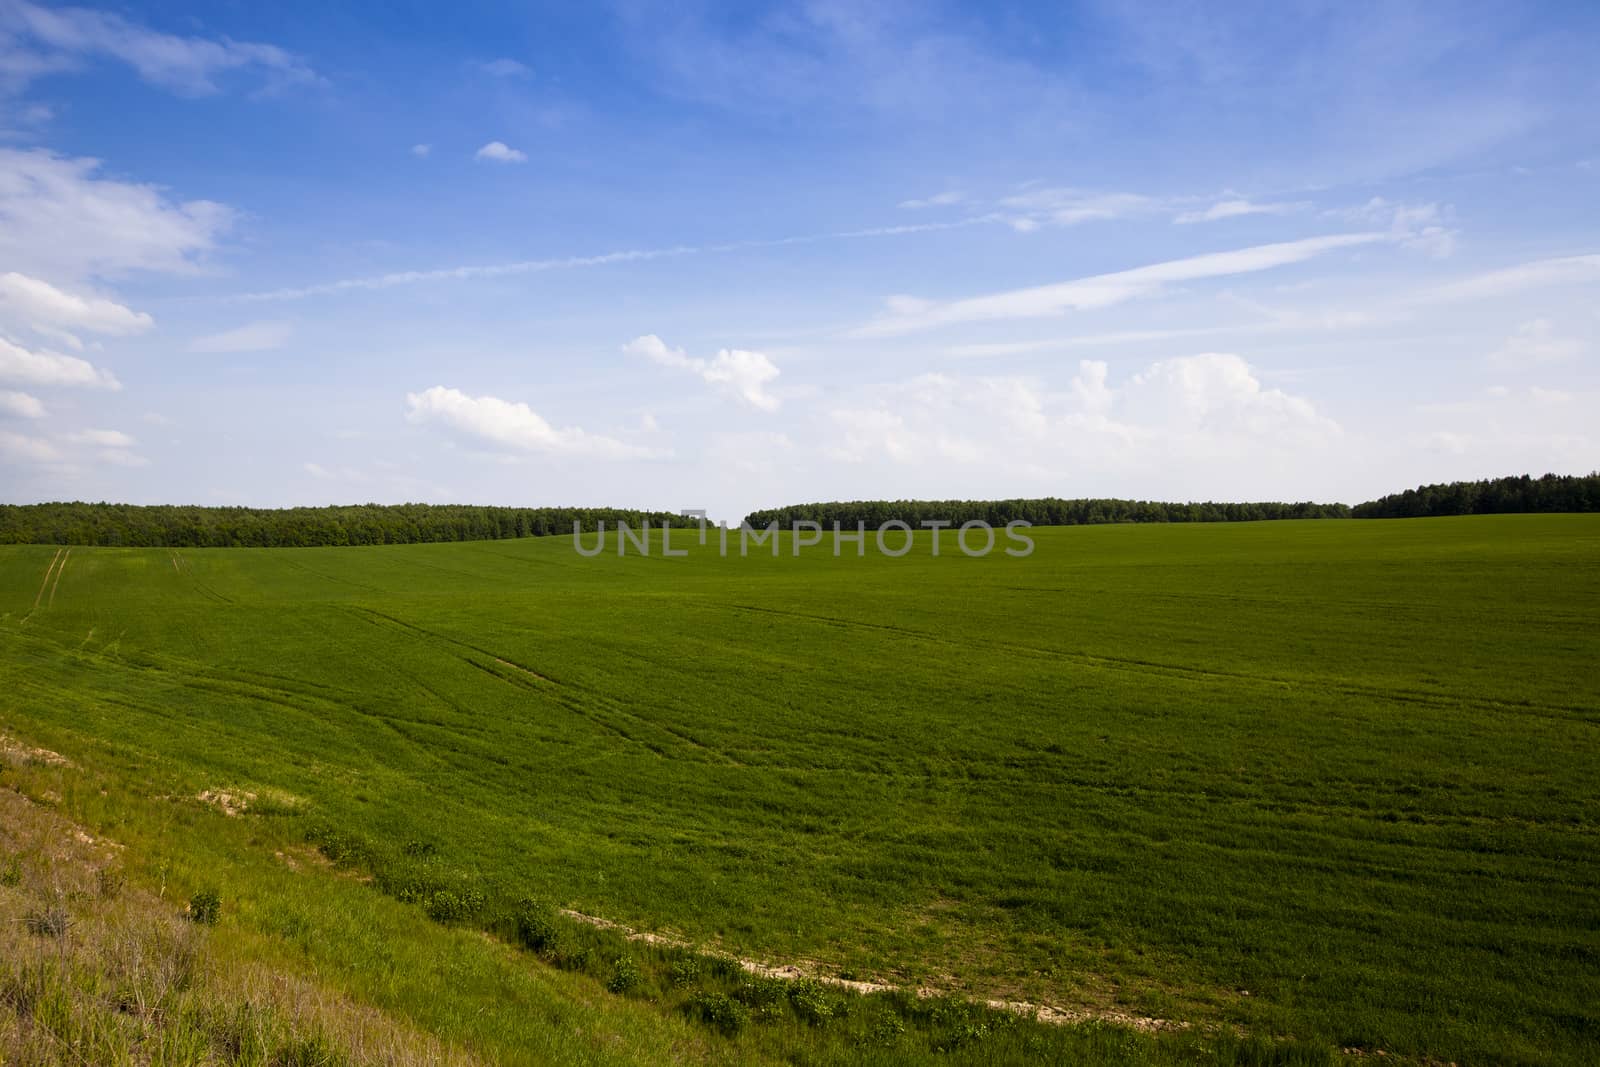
1;514;1596;1065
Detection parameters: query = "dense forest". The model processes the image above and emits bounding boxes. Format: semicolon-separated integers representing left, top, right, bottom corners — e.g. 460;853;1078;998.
0;503;684;547
1351;473;1600;518
742;497;1352;529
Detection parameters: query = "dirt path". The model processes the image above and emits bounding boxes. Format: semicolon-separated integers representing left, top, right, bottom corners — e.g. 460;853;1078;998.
557;908;1187;1033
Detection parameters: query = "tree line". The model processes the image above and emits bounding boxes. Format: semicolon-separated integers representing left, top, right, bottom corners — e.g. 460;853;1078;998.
3;474;1594;547
0;503;685;548
1350;473;1600;518
742;497;1352;530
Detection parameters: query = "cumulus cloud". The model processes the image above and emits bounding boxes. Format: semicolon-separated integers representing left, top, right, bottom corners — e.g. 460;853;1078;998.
0;0;322;96
0;271;152;336
624;334;782;411
0;149;233;282
822;354;1340;495
0;335;119;388
410;143;431;157
187;320;292;353
474;141;527;163
404;386;654;459
0;389;45;418
854;233;1387;336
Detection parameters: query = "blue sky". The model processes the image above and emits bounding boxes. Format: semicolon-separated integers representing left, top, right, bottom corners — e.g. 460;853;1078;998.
2;0;1597;520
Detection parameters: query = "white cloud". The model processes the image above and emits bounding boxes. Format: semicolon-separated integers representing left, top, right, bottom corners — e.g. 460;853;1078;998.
0;389;44;418
0;335;119;388
624;334;782;411
474;141;527;163
0;0;322;96
0;428;59;464
97;447;147;467
477;58;530;78
66;428;134;448
821;354;1339;490
1175;199;1306;224
0;271;152;336
188;320;292;353
404;386;655;459
898;190;963;209
410;143;432;157
1488;319;1585;367
0;149;233;282
855;233;1388;336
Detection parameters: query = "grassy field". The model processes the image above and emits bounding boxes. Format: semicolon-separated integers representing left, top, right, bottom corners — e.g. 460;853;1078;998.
2;516;1597;1065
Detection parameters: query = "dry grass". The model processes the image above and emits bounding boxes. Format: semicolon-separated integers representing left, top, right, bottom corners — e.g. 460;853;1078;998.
0;786;483;1067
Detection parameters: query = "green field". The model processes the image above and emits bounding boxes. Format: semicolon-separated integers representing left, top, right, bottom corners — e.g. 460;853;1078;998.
3;516;1598;1065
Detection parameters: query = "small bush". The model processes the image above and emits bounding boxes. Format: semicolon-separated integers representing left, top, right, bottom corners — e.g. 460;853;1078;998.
419;889;480;921
686;991;749;1036
789;977;835;1025
605;954;641;995
25;905;70;938
0;853;20;886
734;975;791;1021
668;954;702;987
868;1011;907;1047
188;887;222;925
514;899;563;955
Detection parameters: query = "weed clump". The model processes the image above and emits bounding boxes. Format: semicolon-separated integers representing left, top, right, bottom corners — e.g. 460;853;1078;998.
24;904;70;937
188;887;222;925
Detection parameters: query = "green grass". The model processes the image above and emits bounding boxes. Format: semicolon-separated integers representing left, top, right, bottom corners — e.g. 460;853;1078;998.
2;515;1597;1064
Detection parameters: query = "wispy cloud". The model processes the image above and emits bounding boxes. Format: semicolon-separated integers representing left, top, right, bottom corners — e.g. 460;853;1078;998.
228;216;1004;302
898;190;964;209
0;0;323;96
0;148;233;283
1175;198;1308;224
853;233;1388;337
1419;254;1600;303
1488;319;1585;367
188;320;292;353
475;58;530;78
